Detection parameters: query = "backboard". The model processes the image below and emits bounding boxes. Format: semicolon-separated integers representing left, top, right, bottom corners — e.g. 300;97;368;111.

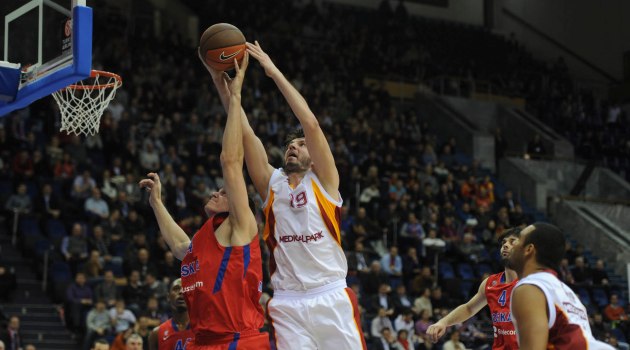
0;0;92;116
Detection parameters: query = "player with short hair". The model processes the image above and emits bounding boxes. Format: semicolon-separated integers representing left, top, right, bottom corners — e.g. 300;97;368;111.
148;279;193;350
507;223;614;349
199;41;366;349
427;228;521;349
141;53;269;349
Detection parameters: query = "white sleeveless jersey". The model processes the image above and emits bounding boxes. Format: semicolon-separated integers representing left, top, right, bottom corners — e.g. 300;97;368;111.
511;271;614;350
262;168;347;291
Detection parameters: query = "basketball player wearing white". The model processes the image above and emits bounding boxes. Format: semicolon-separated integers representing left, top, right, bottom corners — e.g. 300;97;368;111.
507;223;614;350
199;41;366;349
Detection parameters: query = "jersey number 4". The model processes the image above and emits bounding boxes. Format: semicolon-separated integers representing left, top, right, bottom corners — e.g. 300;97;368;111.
498;290;507;306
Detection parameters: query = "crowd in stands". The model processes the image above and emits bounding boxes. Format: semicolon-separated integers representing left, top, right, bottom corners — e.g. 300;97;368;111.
0;0;629;349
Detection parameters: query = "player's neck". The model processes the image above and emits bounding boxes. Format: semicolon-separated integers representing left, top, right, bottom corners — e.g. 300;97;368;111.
173;312;189;328
503;268;518;282
520;262;547;279
286;171;306;188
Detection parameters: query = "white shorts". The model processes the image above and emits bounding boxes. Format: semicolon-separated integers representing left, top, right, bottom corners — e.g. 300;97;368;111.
268;280;366;350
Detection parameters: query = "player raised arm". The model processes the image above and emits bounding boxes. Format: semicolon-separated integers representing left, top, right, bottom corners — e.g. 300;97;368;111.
140;173;190;260
511;285;549;350
198;49;274;200
220;53;258;244
246;41;339;197
427;278;489;342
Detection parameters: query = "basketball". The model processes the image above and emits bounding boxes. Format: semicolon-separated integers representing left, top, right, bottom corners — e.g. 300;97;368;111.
199;23;246;71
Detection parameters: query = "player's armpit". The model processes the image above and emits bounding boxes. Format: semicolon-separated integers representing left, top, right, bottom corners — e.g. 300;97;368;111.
511;284;549;350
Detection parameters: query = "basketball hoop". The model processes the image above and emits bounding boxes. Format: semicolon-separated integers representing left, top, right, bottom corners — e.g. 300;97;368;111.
52;70;122;136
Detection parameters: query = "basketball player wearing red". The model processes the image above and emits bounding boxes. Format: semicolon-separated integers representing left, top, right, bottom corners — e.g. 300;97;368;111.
427;228;520;349
149;279;193;350
141;53;269;350
200;41;366;349
507;223;613;350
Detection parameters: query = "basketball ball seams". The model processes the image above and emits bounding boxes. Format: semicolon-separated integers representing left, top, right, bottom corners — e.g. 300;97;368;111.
200;23;246;71
201;29;245;50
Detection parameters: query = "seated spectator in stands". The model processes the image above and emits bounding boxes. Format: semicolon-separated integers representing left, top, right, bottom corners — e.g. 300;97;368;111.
371;308;394;339
460;176;477;200
123;270;147;315
591;313;608;341
109;299;136;334
126;248;157;281
66;272;93;332
413;287;433;318
100;169;118;202
475;187;493;209
85;188;110;223
411;267;435;296
415;309;433;339
402;247;421;283
89;225;119;266
396;329;413;350
431;287;447;311
442;330;466;350
526;134;547;158
72;170;96;200
119;174;141;205
393;284;413;314
394;309;415;339
61;223;89;275
495;206;511;228
359;182;381;215
95;270;120;308
439;216;460;246
0;263;16;301
140;297;167;328
456;233;485;263
498;190;518;213
122;210;145;238
11;150;34;179
144;273;167;305
35;183;62;220
166;176;191;219
371;284;395;316
422;228;445;263
83;299;113;350
82;250;104;281
381;246;403;288
157;251;180;282
400;213;425;245
509;204;527;226
139;142;160;171
558;258;575;285
347;241;371;279
0;315;23;350
592;259;610;286
564;241;578;265
91;338;110;350
352;207;380;244
53;152;75;180
124;234;150;266
373;327;402;350
4;183;32;214
604;294;628;323
572;256;593;286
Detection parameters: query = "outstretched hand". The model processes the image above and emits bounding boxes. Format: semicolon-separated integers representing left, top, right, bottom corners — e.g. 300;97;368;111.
227;52;249;95
139;173;162;207
246;41;280;78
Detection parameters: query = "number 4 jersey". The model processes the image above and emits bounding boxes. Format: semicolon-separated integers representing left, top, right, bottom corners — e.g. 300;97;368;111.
485;272;519;350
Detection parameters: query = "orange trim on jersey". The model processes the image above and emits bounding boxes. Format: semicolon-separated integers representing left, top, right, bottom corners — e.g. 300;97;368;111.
311;179;342;246
263;191;278;277
344;288;368;350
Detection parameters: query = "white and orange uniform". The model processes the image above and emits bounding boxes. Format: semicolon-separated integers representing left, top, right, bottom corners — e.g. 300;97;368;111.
511;271;614;350
263;169;366;350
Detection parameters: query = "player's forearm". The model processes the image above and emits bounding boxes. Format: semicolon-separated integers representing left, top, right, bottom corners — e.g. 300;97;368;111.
150;200;190;260
269;71;318;129
221;94;244;164
211;76;231;111
437;304;475;326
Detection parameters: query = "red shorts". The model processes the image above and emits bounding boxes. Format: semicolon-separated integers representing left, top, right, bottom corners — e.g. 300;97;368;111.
188;332;270;350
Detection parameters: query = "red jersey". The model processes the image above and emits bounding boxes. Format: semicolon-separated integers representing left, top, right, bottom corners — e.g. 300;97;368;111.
181;213;266;345
485;272;519;350
157;318;193;350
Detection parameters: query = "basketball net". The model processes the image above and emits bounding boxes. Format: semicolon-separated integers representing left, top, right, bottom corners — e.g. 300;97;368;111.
52;70;122;136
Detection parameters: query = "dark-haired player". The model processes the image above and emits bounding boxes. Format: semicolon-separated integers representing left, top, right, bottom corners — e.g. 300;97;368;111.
507;223;613;349
141;53;269;349
427;228;521;349
148;279;192;350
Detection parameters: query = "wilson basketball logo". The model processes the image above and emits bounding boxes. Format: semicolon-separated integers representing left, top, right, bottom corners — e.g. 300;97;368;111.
289;191;307;208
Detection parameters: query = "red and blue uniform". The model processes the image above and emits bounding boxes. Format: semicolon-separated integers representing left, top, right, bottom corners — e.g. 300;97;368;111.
485;272;519;350
157;318;193;350
181;213;269;349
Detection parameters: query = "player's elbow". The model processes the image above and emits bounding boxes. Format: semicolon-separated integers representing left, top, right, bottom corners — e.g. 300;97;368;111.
220;151;244;166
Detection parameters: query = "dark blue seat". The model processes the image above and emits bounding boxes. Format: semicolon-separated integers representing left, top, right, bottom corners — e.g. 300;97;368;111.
457;263;475;280
591;288;608;308
438;262;455;279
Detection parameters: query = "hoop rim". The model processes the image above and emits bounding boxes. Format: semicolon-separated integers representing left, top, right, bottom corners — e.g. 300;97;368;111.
64;70;123;90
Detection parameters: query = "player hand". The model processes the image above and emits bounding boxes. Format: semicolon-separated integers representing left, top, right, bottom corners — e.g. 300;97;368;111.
426;323;447;343
198;47;223;80
246;41;280;78
139;173;162;207
228;52;249;95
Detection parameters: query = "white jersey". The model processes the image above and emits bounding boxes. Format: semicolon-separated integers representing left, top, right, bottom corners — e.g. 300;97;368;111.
262;168;347;291
511;271;614;350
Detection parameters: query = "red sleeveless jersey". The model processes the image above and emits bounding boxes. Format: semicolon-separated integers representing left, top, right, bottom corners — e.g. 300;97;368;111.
157;318;193;350
181;213;266;345
485;272;519;350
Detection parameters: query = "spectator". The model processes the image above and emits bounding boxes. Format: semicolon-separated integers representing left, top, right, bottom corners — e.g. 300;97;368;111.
72;170;97;200
371;283;395;316
352;207;380;244
558;258;575;285
82;250;104;280
347;241;371;277
396;329;413;350
414;309;433;339
100;169;119;202
157;251;180;282
66;272;93;332
140;297;167;328
371;308;395;339
373;327;404;350
144;273;167;305
91;338;110;350
392;285;413;314
109;299;136;334
411;267;436;296
83;299;113;350
413;287;434;318
85;188;110;222
604;294;628;323
402;247;421;283
102;209;125;242
572;256;593;286
61;223;89;275
394;309;415;340
11;150;34;179
0;315;23;350
442;330;466;350
34;183;62;220
381;246;403;287
125;248;157;280
122;270;147;315
4;183;32;214
94;270;120;308
592;259;610;286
